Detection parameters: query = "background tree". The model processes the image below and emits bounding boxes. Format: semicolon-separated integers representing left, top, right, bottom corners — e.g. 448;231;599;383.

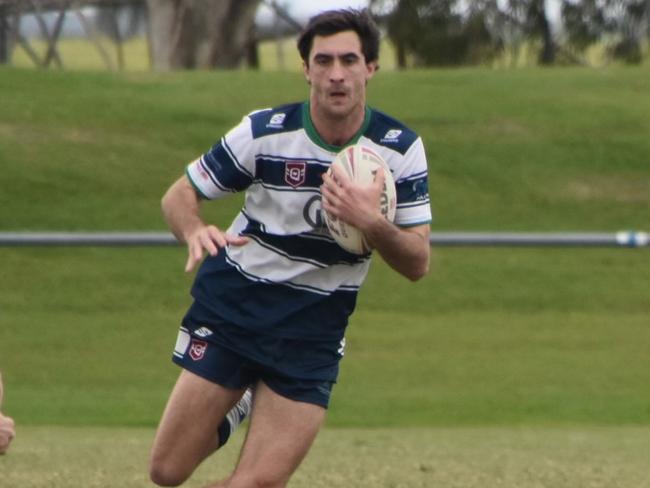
146;0;261;70
498;0;556;64
376;0;503;67
562;0;649;64
95;2;147;42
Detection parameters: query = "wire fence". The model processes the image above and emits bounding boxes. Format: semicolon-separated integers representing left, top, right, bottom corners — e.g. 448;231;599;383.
0;231;648;248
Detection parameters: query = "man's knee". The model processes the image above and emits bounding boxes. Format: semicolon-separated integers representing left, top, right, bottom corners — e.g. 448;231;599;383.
149;455;192;487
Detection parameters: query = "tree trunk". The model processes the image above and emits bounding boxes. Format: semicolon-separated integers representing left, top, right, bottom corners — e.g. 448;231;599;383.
0;5;8;64
395;40;407;69
536;0;555;64
146;0;260;70
208;0;260;68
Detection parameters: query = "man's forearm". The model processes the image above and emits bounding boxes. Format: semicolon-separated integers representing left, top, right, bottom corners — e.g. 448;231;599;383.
365;221;430;281
161;176;205;243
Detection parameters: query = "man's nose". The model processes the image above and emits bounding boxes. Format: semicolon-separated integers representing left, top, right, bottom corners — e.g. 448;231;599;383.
329;60;345;82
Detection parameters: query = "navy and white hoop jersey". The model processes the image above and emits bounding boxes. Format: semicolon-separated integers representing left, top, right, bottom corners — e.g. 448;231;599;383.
185;102;431;342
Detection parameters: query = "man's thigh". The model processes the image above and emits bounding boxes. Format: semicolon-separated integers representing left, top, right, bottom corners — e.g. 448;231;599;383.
225;380;327;488
150;370;246;485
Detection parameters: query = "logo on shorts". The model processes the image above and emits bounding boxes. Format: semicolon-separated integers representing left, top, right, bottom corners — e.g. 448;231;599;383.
285;161;306;188
338;338;346;357
189;339;208;361
194;327;213;338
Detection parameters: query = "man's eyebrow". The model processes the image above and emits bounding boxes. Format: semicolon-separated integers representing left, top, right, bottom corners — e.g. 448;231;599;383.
313;52;361;60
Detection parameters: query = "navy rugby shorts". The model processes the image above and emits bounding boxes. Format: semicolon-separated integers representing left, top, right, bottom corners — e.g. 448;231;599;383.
171;301;345;408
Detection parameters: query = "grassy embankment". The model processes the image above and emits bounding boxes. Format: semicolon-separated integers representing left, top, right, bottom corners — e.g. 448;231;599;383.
0;65;648;487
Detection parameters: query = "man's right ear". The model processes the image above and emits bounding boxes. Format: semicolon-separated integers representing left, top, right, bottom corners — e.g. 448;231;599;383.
303;61;311;85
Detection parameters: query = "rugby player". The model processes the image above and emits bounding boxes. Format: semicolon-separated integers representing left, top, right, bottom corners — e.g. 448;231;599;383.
150;9;431;487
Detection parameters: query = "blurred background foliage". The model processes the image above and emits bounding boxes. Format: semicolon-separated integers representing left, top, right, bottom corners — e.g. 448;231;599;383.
1;0;648;72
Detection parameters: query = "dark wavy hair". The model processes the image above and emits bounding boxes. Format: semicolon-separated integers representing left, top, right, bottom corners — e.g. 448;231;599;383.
297;9;380;65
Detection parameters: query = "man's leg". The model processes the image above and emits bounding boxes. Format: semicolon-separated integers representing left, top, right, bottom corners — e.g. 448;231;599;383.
149;370;247;487
207;380;327;488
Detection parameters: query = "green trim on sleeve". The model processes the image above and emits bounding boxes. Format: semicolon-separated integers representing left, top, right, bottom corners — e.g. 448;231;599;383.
185;167;209;200
398;220;433;228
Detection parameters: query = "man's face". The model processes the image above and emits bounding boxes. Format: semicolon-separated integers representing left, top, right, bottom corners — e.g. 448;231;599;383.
304;30;377;120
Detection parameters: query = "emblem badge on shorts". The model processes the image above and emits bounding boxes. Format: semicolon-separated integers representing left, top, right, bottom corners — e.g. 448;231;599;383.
285;161;306;188
189;339;208;361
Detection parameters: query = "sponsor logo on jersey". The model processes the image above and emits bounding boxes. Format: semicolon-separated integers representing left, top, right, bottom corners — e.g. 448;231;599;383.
303;194;326;231
267;113;286;128
381;129;402;143
413;179;429;201
285;161;306;187
189;339;208;361
194;327;213;338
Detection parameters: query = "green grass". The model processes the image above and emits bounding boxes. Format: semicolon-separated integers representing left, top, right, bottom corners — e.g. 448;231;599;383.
8;36;399;72
1;61;649;487
1;67;649;427
1;246;648;427
2;426;650;487
1;66;648;231
10;37;152;72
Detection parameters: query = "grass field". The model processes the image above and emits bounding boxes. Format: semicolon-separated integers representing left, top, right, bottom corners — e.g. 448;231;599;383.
1;66;648;231
8;36;396;72
0;65;649;486
2;426;650;487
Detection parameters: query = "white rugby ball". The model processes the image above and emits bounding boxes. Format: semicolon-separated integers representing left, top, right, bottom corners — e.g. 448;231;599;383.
323;144;397;254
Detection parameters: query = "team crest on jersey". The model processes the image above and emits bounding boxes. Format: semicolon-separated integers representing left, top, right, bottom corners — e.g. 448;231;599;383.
189;339;208;361
285;161;306;188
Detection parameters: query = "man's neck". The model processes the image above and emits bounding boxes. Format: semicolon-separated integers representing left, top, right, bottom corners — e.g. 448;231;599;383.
309;102;367;147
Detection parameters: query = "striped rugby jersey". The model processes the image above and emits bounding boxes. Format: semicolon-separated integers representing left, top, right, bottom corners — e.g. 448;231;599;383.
186;102;431;341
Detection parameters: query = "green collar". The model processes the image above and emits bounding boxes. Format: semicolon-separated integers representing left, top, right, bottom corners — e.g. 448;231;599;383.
302;101;372;152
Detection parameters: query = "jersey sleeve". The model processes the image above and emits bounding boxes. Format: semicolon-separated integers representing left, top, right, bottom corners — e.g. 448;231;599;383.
186;115;256;199
393;137;432;227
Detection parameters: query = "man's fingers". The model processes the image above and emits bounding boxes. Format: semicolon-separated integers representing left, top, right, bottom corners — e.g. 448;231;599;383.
184;228;249;272
0;415;14;431
320;182;335;201
205;228;249;248
185;235;209;272
205;226;227;250
321;170;345;205
226;234;249;246
0;415;15;455
185;240;202;273
184;254;196;273
328;165;351;188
